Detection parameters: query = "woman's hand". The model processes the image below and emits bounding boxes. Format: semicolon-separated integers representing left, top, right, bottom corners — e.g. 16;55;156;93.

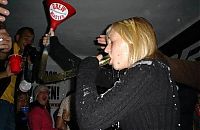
96;35;107;49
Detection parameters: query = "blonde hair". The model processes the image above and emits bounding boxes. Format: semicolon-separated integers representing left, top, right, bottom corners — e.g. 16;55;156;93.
106;17;157;65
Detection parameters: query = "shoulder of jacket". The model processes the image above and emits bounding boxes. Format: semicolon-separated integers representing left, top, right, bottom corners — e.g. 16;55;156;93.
133;58;169;69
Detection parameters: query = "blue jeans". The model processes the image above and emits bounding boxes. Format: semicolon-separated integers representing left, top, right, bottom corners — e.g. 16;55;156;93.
0;99;15;130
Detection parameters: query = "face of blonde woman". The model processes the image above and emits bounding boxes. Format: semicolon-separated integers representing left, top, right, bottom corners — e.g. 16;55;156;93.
105;30;129;70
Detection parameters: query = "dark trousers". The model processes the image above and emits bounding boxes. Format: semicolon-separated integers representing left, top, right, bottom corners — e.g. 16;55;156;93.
0;99;15;130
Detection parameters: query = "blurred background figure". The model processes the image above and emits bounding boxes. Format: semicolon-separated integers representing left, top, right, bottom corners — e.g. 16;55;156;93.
0;29;14;129
28;85;58;130
0;26;36;130
56;95;71;130
0;24;12;60
0;1;15;129
15;91;30;130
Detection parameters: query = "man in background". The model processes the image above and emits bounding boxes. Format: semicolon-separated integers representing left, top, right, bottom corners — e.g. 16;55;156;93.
0;26;35;130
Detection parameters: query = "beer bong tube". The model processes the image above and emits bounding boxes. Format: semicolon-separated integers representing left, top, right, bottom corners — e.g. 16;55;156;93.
99;55;111;67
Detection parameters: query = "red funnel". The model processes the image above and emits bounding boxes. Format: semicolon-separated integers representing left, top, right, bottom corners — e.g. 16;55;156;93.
46;0;76;30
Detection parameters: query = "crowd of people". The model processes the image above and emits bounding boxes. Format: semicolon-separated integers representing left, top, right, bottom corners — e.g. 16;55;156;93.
0;0;200;130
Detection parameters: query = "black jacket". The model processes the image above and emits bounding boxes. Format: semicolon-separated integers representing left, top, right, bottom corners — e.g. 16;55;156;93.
0;59;11;97
76;57;180;130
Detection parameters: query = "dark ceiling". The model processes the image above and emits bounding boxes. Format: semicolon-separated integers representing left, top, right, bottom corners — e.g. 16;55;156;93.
5;0;200;58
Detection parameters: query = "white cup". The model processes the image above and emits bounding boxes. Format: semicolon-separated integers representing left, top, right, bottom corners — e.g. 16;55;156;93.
19;80;32;92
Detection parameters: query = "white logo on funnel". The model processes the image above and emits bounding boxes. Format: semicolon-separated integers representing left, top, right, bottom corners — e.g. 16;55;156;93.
49;3;68;21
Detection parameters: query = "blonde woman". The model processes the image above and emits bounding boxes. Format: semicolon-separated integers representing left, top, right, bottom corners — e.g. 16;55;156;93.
76;17;180;130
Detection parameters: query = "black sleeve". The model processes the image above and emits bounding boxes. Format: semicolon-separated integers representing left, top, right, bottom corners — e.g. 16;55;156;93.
75;58;163;130
0;59;11;97
31;50;42;83
95;66;116;93
48;36;81;70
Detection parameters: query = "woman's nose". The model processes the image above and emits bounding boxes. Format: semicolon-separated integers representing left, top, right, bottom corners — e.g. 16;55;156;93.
104;43;111;53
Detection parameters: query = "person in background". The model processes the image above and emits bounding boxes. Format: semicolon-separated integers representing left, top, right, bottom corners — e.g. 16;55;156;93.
15;91;30;130
28;85;58;130
14;27;39;83
0;26;12;74
0;29;14;130
0;28;12;60
0;1;16;130
75;17;180;130
0;27;35;130
14;27;35;53
0;0;11;60
0;0;10;58
16;91;29;115
0;0;12;74
56;95;71;130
